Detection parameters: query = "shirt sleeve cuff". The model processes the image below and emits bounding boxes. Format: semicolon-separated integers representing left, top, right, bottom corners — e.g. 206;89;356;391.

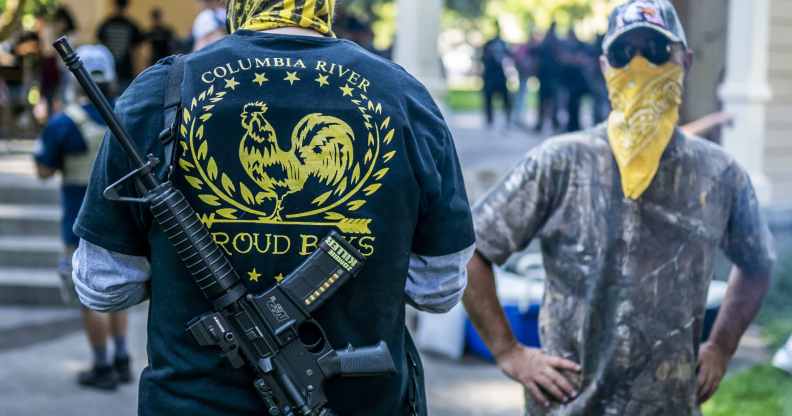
405;243;475;313
72;239;151;311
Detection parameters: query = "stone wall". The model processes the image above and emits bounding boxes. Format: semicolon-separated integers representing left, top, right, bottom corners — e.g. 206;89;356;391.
60;0;200;44
765;0;792;204
671;0;729;134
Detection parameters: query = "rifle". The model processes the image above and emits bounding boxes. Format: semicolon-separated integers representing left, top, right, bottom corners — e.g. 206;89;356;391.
54;37;396;416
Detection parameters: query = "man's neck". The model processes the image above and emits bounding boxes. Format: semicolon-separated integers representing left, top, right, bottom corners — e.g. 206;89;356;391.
260;27;325;38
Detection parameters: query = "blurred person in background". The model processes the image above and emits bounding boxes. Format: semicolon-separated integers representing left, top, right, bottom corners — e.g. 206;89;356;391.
513;30;540;129
340;15;383;57
10;31;43;131
38;6;78;116
589;34;611;124
97;0;144;92
0;75;10;137
146;8;176;66
33;45;134;391
558;28;588;132
535;21;561;133
192;0;227;51
464;1;775;414
481;21;513;128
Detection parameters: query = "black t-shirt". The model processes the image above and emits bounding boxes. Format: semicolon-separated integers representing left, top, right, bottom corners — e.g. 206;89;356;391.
146;25;175;65
482;37;510;83
75;31;474;416
97;15;143;82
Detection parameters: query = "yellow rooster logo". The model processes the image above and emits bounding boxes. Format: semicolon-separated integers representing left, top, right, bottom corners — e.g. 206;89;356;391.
239;102;356;221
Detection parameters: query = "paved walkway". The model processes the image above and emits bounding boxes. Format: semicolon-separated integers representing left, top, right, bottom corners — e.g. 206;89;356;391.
0;304;524;416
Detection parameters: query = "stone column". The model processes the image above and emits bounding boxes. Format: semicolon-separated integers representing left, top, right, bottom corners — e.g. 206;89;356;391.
393;0;446;100
719;0;773;203
395;0;454;351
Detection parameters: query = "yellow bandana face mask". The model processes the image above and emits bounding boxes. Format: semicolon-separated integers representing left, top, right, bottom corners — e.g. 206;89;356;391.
605;56;684;200
227;0;336;36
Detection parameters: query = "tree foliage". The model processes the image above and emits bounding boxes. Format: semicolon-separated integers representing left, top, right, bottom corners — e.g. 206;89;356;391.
1;0;60;40
338;0;620;43
341;0;484;19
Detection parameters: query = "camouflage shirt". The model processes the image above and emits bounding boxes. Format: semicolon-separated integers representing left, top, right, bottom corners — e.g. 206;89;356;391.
473;125;776;416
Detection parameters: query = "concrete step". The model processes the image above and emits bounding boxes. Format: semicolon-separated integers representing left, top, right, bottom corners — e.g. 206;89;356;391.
0;204;60;236
0;268;65;306
0;178;59;206
0;152;60;205
0;306;82;351
0;236;62;269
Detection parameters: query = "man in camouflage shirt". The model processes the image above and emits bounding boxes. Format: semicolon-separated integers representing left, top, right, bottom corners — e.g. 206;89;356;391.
463;1;776;415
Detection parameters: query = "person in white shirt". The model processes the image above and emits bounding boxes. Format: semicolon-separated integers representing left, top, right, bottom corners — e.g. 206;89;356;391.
192;0;227;51
774;335;792;374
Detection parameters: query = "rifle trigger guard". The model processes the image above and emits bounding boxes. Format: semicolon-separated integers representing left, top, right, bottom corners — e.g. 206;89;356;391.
103;154;160;204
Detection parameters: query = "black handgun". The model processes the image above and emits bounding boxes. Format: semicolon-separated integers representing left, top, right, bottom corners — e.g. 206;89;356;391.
54;37;395;416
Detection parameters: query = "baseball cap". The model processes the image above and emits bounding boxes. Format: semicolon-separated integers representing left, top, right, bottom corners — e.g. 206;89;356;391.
603;0;688;54
75;44;117;84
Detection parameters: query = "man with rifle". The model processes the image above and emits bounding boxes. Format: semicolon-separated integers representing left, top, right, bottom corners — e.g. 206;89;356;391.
67;1;475;415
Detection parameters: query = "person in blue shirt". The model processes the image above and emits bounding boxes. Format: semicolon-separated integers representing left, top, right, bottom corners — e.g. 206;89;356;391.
481;21;513;128
33;44;133;391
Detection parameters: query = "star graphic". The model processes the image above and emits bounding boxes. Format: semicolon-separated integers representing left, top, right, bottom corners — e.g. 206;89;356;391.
284;71;301;85
253;72;269;86
274;273;285;283
248;268;262;283
225;77;240;91
340;84;354;97
315;74;330;87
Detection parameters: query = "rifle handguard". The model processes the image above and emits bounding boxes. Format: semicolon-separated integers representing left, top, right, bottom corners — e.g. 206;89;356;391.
148;182;246;309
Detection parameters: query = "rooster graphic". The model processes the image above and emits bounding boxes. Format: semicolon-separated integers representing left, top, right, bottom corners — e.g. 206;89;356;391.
239;102;356;221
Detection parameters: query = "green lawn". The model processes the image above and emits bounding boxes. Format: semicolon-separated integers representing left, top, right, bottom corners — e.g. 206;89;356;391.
444;88;537;112
705;246;792;416
758;250;792;350
446;89;484;112
703;365;792;416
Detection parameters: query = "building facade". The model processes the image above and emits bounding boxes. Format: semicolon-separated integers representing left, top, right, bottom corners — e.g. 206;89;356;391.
674;0;791;206
765;0;792;204
61;0;199;44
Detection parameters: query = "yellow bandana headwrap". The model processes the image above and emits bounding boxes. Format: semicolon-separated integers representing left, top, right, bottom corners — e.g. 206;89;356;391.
226;0;336;36
605;56;684;200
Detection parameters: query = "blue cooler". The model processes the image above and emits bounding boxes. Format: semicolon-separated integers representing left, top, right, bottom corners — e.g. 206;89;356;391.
465;272;728;361
465;303;541;362
465;270;543;362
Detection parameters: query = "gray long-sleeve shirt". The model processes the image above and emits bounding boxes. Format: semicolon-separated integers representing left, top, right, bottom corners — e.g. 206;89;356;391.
73;239;474;314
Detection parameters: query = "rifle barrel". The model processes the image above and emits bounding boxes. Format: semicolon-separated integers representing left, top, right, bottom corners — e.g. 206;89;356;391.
53;36;159;189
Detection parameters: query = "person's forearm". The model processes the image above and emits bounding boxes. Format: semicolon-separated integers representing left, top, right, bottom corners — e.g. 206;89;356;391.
707;266;771;357
34;163;56;179
463;251;518;358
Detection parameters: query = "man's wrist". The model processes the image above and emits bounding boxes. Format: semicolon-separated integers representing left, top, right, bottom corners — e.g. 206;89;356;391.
703;339;734;359
492;337;520;361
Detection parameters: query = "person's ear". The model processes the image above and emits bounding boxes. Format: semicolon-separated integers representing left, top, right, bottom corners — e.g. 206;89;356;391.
684;49;694;71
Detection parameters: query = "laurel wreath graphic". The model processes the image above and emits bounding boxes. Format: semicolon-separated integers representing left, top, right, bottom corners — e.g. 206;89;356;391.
177;78;397;235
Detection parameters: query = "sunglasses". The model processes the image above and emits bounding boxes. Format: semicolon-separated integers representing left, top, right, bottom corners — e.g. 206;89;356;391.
607;36;673;68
